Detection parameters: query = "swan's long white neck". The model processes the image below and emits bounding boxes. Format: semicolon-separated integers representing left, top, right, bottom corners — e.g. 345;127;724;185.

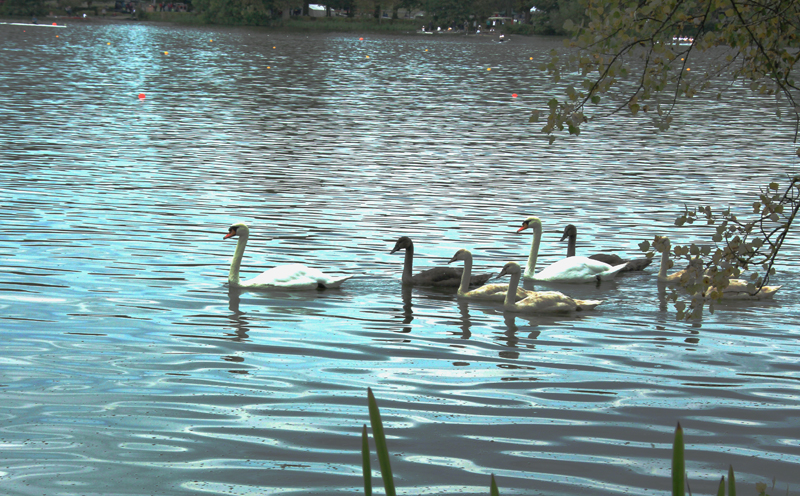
505;269;521;306
229;232;248;285
457;252;473;295
401;243;414;284
525;224;542;279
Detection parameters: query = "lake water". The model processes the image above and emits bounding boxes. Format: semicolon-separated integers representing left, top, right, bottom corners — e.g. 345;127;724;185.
1;19;799;496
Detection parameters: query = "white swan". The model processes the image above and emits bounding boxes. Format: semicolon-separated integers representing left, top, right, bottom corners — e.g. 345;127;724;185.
561;224;652;272
391;236;491;287
517;217;627;283
497;262;603;313
448;248;530;301
656;236;781;300
224;223;352;290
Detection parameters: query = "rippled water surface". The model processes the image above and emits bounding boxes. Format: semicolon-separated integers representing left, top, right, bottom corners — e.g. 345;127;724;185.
1;20;799;496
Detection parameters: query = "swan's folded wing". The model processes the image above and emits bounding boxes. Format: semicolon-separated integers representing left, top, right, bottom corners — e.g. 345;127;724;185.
712;280;781;300
468;272;493;287
535;257;622;283
413;267;463;287
598;262;629;281
462;283;529;301
621;257;653;272
319;275;354;289
588;253;626;266
245;264;351;290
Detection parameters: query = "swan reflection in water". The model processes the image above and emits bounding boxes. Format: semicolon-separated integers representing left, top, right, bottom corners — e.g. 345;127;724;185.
398;284;413;334
226;286;253;341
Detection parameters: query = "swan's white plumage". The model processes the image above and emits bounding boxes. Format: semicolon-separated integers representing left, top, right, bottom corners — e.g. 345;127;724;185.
497;262;603;313
518;216;627;283
224;223;352;290
561;224;652;272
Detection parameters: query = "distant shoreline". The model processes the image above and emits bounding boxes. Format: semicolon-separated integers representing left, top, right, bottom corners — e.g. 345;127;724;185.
0;12;533;37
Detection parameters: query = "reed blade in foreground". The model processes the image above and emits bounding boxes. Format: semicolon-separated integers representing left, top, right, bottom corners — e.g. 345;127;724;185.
672;422;685;496
367;387;396;496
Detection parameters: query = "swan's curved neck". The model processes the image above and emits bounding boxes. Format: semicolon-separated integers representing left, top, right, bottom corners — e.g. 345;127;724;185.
566;233;576;258
525;225;542;279
505;270;521;306
401;243;414;284
658;246;670;279
229;233;248;285
457;253;473;295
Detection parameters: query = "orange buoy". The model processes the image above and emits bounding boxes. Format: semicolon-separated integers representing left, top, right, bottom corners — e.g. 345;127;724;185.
138;93;145;99
512;93;518;98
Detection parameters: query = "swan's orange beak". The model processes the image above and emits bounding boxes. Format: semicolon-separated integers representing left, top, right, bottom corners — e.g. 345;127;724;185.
224;230;236;239
516;225;529;233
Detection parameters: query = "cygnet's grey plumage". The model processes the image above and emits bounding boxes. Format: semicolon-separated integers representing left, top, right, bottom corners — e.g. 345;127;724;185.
391;236;491;287
560;224;652;272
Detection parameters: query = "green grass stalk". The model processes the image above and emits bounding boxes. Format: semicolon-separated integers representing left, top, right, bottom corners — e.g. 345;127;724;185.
490;474;500;495
367;387;396;496
672;422;685;496
362;424;372;496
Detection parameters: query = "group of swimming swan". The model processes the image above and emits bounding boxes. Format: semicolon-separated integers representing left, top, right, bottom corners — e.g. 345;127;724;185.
224;217;781;313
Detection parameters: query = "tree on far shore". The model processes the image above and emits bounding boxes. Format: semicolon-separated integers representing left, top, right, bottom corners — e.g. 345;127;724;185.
535;0;800;319
0;0;46;16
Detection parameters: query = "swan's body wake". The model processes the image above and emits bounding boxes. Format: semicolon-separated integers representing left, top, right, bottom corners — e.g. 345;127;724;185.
224;223;352;290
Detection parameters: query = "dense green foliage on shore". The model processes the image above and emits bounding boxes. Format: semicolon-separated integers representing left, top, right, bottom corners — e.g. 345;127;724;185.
141;10;426;32
0;0;584;35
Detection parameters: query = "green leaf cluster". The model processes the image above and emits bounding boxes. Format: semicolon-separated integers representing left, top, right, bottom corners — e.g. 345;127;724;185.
642;177;800;321
539;0;800;146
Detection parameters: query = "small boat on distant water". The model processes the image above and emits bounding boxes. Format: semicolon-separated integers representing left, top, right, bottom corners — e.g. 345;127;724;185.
0;21;67;27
